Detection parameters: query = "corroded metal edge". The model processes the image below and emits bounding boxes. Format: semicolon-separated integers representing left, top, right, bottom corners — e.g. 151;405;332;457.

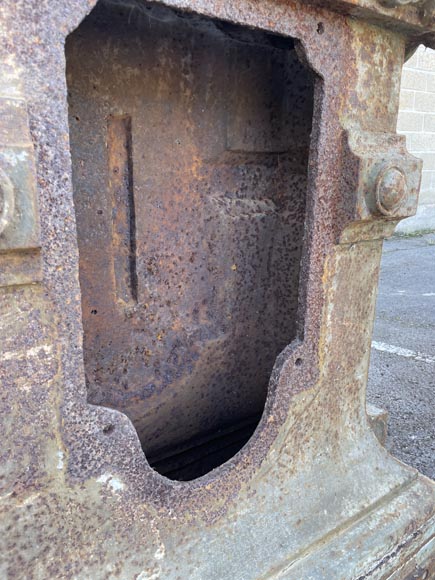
308;0;435;44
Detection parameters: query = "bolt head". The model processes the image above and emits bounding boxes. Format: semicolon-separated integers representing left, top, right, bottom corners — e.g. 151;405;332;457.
375;166;408;216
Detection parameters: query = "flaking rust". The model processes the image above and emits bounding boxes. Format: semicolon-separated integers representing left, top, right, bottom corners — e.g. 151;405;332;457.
0;0;434;578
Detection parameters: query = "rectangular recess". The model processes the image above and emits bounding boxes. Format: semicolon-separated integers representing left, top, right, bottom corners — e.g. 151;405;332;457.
107;114;137;304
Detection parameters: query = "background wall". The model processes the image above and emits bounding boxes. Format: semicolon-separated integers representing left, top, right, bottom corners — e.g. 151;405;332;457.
396;46;435;234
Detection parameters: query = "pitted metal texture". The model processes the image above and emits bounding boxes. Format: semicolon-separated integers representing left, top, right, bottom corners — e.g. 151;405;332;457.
0;0;434;578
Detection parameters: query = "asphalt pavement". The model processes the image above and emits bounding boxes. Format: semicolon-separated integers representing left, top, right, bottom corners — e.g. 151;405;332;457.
367;232;435;480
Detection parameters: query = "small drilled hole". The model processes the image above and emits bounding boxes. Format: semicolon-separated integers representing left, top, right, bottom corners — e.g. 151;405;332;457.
91;309;98;315
103;424;115;435
295;358;303;367
317;22;324;35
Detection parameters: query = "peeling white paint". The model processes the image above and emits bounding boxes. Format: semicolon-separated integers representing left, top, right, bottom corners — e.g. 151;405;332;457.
1;149;29;167
96;472;125;492
0;344;53;361
57;451;64;470
136;567;161;580
154;543;165;561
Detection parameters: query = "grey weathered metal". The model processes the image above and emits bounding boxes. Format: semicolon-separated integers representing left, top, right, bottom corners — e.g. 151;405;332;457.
0;0;434;578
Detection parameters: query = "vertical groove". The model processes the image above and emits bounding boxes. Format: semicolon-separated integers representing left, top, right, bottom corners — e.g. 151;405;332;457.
107;114;138;303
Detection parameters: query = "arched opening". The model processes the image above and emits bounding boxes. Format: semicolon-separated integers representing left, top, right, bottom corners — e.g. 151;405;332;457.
66;0;315;480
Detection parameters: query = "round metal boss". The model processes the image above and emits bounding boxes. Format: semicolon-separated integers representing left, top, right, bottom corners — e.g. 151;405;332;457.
375;165;408;216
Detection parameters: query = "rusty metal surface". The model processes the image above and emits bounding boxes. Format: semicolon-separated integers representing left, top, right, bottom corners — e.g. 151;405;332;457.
0;0;434;578
0;68;41;287
306;0;435;44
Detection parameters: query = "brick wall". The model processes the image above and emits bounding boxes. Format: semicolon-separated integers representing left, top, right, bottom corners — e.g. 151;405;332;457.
396;46;435;233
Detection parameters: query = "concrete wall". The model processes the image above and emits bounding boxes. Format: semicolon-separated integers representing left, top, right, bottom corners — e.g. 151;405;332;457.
396;46;435;234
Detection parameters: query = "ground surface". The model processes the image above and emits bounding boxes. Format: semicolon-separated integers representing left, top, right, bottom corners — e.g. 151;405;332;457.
367;233;435;480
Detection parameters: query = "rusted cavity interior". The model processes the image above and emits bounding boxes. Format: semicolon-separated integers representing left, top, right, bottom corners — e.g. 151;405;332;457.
66;0;314;480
